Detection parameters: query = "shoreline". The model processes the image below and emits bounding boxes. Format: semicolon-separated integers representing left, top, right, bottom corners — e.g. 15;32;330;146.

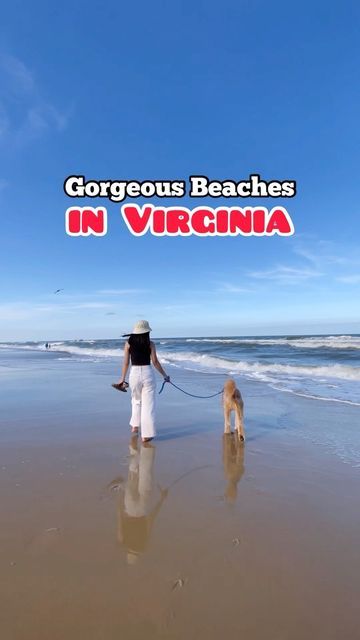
2;334;360;409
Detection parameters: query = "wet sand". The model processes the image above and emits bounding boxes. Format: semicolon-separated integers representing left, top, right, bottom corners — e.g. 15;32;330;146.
1;350;359;639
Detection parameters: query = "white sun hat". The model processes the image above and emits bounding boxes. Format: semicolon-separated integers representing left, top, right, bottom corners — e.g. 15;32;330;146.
132;319;152;334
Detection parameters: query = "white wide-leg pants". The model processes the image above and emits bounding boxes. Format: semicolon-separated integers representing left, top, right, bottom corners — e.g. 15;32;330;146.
129;365;156;438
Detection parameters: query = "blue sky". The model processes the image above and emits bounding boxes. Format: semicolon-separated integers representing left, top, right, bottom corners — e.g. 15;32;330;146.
1;0;359;340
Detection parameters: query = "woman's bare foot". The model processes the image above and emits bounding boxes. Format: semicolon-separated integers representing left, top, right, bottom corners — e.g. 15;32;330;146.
142;437;154;444
131;426;139;434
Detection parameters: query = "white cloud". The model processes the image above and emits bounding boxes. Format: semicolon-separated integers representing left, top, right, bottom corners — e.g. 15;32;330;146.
97;289;150;295
292;240;360;285
69;302;112;309
0;103;10;137
217;283;253;293
0;52;70;145
336;275;360;284
0;53;35;93
248;265;323;284
0;300;114;321
293;241;360;268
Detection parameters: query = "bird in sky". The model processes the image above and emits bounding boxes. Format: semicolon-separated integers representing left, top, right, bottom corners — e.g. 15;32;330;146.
54;289;64;294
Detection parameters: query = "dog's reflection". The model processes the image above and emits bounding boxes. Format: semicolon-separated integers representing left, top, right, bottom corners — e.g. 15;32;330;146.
108;436;167;564
222;433;245;503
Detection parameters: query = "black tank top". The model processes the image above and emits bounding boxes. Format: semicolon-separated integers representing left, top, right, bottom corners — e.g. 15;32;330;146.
129;341;151;366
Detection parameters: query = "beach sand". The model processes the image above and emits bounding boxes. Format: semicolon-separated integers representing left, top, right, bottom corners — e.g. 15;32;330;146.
0;350;359;639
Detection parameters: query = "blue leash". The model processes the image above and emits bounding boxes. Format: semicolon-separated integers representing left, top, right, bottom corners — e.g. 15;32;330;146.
159;379;223;399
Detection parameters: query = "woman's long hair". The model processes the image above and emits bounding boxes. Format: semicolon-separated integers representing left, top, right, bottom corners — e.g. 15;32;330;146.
128;332;151;350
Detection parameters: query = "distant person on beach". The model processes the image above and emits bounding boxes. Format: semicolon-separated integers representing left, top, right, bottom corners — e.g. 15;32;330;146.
116;320;170;443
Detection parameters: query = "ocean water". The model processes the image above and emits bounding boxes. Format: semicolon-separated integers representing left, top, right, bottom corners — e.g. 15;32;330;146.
1;334;360;407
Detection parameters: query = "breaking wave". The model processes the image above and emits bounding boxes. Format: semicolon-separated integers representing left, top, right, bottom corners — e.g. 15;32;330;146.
1;335;360;405
159;350;360;382
186;335;360;350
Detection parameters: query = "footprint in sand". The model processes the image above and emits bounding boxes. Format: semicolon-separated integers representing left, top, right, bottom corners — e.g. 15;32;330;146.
171;577;188;592
106;476;125;492
25;527;62;555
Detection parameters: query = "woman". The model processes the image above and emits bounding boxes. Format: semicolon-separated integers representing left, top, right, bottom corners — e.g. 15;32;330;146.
116;320;170;442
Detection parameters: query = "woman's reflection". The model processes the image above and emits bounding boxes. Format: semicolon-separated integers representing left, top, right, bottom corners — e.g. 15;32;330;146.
222;433;245;503
108;436;167;564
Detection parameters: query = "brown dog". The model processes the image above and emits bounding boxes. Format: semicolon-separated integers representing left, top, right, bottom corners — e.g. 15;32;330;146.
223;378;245;441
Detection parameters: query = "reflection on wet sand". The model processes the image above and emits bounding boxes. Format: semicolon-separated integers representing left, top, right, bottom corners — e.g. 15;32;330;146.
107;431;245;564
108;436;168;564
222;433;245;503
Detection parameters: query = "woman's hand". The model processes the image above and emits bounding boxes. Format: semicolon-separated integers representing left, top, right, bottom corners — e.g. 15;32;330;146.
112;381;129;392
164;375;170;382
